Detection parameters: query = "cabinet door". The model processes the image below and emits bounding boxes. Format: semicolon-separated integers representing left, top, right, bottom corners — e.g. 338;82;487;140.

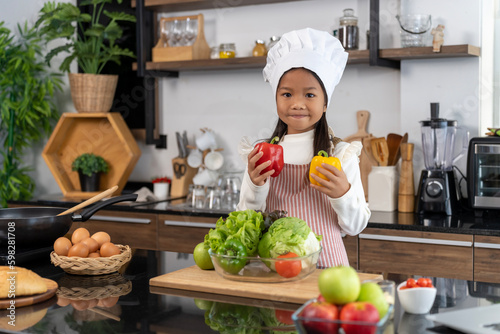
159;214;218;253
474;235;500;284
343;234;358;269
83;210;158;250
359;228;473;280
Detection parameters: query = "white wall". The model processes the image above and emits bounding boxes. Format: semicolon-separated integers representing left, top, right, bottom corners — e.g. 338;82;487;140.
0;0;485;199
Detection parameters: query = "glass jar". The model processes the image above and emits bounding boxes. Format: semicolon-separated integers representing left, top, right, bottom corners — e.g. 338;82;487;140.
338;8;359;50
268;36;280;50
252;40;267;57
219;43;236;58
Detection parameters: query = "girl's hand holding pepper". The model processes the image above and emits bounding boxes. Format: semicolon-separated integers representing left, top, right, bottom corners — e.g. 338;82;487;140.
247;147;274;186
310;162;350;198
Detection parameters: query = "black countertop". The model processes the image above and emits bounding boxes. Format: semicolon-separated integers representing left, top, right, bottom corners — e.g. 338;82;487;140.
10;193;500;237
3;250;500;334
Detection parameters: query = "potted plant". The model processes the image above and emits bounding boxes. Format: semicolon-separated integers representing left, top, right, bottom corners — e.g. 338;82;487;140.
152;176;171;200
35;0;136;113
0;22;63;207
72;153;109;191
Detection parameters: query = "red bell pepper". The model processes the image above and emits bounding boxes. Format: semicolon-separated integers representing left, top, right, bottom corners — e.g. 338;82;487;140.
255;136;284;178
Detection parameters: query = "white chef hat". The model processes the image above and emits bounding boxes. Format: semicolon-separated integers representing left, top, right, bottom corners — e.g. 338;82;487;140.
263;28;348;107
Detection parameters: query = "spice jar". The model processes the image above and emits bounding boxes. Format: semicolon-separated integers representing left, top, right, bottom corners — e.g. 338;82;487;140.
338;8;359;50
252;40;267;57
219;43;236;58
268;36;280;51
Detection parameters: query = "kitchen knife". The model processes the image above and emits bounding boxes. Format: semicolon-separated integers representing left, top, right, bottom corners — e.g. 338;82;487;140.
176;132;185;158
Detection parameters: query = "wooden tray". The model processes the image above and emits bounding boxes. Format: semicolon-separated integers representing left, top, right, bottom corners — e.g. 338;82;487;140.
149;266;382;304
0;278;58;309
42;113;141;199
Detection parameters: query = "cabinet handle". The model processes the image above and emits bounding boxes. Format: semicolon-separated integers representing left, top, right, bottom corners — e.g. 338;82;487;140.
164;220;216;229
359;233;472;247
474;242;500;250
88;215;151;224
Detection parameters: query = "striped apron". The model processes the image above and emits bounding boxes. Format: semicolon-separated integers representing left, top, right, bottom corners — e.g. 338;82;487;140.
266;163;349;268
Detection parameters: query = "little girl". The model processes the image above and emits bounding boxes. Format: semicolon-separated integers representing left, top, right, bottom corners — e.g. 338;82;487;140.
237;28;370;268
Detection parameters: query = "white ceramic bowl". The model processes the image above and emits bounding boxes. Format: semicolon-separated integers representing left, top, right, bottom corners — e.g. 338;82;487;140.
397;281;437;314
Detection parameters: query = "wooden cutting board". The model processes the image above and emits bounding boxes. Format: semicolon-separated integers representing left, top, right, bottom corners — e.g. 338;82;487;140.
150;266;382;304
343;110;373;201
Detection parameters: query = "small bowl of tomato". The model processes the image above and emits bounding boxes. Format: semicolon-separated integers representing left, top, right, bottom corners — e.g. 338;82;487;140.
397;278;437;314
208;247;321;283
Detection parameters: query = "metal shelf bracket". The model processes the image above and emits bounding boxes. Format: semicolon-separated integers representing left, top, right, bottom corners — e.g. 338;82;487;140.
369;0;400;69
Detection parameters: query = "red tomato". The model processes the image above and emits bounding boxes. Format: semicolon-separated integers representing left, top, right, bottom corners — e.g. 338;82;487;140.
275;309;295;325
406;278;418;288
275;252;302;278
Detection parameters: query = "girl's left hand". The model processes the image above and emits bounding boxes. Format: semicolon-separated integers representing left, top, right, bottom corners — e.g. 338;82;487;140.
310;163;350;198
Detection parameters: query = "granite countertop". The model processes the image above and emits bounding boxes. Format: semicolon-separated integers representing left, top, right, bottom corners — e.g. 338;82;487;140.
5;250;500;334
10;192;500;237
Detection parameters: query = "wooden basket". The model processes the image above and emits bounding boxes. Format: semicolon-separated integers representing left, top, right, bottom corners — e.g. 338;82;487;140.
153;14;210;62
50;245;132;276
56;274;132;300
68;73;118;113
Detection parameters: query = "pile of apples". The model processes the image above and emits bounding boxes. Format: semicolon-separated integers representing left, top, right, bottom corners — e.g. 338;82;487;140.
53;228;121;258
299;266;390;334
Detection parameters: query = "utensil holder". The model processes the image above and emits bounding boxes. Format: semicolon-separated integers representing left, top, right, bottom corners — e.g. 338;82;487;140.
153;14;210;62
368;166;399;211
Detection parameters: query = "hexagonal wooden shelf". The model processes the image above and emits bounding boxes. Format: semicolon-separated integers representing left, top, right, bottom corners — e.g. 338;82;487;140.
42;113;141;199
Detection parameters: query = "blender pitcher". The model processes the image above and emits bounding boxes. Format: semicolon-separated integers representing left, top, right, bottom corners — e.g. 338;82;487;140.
416;103;468;216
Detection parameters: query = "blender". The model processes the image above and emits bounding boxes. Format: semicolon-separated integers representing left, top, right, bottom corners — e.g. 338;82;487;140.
416;103;467;216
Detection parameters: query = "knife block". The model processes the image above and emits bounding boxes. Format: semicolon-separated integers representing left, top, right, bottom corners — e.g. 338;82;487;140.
170;157;198;199
398;143;415;212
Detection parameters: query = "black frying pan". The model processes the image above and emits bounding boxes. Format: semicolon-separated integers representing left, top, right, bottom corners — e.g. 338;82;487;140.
0;193;137;249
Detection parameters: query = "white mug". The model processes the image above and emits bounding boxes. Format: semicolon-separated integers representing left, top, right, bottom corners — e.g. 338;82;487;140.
193;168;218;186
187;149;202;168
196;131;217;151
204;149;224;170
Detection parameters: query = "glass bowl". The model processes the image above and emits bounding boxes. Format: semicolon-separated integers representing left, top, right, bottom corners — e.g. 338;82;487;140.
292;298;394;334
208;247;321;283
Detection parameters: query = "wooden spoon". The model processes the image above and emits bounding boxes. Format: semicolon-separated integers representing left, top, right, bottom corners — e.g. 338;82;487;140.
57;185;119;216
387;133;403;166
362;136;378;166
371;137;389;166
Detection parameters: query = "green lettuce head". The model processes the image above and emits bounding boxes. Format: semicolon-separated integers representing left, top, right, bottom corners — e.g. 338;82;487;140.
257;217;321;259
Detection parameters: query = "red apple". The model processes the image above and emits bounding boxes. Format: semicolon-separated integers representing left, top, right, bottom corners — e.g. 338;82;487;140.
339;301;379;334
300;301;339;333
317;294;326;302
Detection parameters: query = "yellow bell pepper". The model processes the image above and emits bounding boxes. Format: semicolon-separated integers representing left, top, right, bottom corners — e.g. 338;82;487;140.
309;150;342;186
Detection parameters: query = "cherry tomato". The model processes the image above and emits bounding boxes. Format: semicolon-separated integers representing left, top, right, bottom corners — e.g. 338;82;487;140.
275;252;302;278
406;278;418;288
275;309;295;325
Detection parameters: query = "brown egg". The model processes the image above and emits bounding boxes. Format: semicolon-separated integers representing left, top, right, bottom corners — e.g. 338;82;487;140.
57;296;71;307
67;243;89;258
71;228;90;245
99;296;119;308
100;242;120;257
53;237;72;256
87;299;99;309
80;237;99;253
91;231;111;248
88;252;100;258
71;300;90;311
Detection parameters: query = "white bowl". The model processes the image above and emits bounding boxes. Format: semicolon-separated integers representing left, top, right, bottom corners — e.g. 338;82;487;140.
397;281;437;314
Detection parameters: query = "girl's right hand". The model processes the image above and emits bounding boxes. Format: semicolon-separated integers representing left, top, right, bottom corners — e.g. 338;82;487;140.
247;147;274;186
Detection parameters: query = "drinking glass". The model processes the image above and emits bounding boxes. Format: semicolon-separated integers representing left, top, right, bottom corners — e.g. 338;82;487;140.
164;20;177;47
171;19;185;47
184;18;198;46
192;185;206;209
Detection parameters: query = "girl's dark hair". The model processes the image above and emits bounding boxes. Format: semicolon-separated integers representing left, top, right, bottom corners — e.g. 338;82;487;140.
268;68;331;155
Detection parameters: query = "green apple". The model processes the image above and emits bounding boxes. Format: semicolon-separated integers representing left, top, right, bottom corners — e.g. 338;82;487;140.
318;266;360;305
193;242;214;270
357;282;389;318
194;298;213;311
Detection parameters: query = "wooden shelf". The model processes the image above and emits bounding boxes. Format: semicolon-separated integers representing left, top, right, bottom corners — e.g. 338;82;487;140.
131;0;302;11
42;113;141;199
132;45;479;73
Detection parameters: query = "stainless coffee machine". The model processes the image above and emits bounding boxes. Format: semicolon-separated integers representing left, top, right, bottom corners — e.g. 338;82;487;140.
416;103;468;216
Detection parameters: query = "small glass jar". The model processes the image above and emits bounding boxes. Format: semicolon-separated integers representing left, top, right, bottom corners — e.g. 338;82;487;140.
252;39;267;57
338;8;359;50
268;36;280;50
219;43;236;58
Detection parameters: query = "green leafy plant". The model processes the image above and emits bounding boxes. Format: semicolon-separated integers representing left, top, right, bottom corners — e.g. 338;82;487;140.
72;153;109;177
36;0;136;74
0;22;62;208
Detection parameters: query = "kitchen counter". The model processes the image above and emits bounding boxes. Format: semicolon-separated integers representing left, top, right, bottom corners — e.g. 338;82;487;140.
4;250;500;334
9;193;500;237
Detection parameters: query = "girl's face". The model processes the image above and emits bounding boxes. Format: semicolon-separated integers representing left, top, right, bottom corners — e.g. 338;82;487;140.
276;68;327;135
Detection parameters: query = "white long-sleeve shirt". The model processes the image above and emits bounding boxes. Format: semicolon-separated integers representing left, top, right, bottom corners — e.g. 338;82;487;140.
237;129;370;236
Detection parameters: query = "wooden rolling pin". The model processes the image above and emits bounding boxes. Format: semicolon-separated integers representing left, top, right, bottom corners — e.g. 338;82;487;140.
398;143;415;213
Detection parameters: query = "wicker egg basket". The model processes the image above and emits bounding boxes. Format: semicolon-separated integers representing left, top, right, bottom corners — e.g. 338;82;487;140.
56;273;132;300
50;245;132;275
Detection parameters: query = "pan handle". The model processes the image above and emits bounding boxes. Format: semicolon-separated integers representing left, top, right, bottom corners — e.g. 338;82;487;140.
72;194;138;222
